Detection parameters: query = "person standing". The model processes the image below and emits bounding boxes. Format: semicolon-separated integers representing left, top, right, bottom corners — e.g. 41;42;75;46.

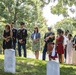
42;27;54;60
64;30;69;62
72;35;76;64
47;31;56;60
66;34;73;64
31;26;40;59
10;22;17;50
17;22;27;57
56;29;64;63
72;35;76;50
2;24;12;54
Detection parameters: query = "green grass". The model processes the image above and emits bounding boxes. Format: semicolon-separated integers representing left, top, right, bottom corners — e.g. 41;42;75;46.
0;55;76;75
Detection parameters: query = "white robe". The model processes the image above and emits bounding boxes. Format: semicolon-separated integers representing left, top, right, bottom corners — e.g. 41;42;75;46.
66;39;73;64
72;48;76;65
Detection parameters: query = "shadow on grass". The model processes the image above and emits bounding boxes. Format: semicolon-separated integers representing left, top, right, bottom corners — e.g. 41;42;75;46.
16;57;46;75
0;59;14;75
0;56;46;75
0;56;76;75
60;64;76;75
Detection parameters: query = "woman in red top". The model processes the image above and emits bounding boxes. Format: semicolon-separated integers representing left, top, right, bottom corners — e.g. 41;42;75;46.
56;29;64;63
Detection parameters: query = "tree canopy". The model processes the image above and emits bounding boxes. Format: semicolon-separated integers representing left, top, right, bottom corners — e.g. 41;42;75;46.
0;0;46;27
0;0;76;53
0;0;47;52
50;0;76;17
55;18;75;33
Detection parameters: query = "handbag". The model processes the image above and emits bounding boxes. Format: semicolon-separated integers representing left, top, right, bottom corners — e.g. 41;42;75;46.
47;42;54;54
49;44;58;59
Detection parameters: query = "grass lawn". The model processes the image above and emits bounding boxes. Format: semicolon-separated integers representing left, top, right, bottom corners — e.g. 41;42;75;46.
0;55;76;75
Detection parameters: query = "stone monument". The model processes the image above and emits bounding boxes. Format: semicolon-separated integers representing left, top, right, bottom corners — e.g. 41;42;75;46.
4;49;16;73
47;60;60;75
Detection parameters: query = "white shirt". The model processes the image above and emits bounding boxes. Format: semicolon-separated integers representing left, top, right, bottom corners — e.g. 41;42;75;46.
34;33;36;40
63;35;68;46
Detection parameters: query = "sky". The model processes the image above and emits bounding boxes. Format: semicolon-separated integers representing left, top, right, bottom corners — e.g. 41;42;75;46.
42;1;76;27
42;1;63;27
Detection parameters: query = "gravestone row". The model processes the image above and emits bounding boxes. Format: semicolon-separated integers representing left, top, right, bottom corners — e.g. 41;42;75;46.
4;49;60;75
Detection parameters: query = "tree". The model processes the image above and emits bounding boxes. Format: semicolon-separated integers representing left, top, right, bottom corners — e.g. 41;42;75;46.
0;0;47;51
47;0;76;28
54;18;75;33
50;0;76;17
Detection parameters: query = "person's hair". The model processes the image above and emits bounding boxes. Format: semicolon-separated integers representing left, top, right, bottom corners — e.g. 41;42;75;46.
65;30;69;33
68;34;72;37
5;24;10;30
48;27;51;31
11;21;14;24
34;26;39;33
20;22;25;25
10;22;14;27
61;30;64;34
57;29;62;34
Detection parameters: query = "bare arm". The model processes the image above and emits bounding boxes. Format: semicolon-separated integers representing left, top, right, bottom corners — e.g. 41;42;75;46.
2;33;6;40
2;31;6;40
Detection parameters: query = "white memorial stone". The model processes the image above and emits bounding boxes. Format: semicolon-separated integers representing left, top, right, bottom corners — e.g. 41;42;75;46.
4;49;16;73
47;61;60;75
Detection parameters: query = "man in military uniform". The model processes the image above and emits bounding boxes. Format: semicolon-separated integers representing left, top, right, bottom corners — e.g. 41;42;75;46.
17;22;27;57
10;22;17;51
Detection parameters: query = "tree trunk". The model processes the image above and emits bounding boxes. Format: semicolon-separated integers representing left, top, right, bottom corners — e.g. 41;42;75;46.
13;0;18;25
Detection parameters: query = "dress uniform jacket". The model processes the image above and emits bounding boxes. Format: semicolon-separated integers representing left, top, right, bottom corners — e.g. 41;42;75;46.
12;28;17;43
17;28;27;44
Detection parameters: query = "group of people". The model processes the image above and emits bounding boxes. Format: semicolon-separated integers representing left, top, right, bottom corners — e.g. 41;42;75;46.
42;27;76;64
2;22;27;57
2;22;76;64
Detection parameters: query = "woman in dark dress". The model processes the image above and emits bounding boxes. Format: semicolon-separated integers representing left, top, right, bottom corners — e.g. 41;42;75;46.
2;24;12;54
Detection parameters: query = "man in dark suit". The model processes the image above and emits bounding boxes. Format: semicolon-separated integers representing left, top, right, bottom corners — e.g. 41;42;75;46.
10;22;17;55
73;35;76;50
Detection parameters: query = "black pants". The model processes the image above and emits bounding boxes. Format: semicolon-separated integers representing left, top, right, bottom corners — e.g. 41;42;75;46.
18;42;26;57
64;45;67;60
42;43;47;60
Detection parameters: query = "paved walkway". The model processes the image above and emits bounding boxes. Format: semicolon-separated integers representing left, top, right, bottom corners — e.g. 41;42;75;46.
14;49;59;62
27;52;49;60
27;51;59;62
